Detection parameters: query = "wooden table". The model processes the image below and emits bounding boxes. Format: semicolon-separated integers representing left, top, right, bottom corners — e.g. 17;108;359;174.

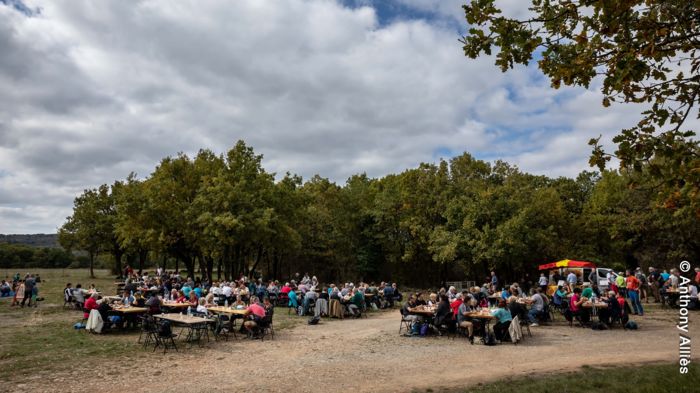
162;302;190;311
207;306;249;316
582;302;608;309
111;306;149;314
408;307;436;317
153;313;214;324
153;313;214;345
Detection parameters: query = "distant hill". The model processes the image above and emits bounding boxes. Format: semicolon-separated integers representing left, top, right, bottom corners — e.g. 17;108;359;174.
0;234;59;248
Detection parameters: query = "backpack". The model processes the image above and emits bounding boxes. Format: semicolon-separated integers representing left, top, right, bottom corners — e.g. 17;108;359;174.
591;321;608;330
298;306;304;316
411;322;421;335
158;320;172;337
307;316;320;325
484;333;497;346
419;323;429;337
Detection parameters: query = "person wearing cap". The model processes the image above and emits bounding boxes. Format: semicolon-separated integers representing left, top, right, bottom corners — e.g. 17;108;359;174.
581;282;593;299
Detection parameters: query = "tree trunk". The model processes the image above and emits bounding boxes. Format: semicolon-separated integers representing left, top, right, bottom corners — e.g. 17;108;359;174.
184;256;195;278
89;251;95;278
138;249;148;273
205;255;214;282
248;244;264;277
113;248;124;277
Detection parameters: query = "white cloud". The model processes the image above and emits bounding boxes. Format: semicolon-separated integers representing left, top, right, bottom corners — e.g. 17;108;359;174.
0;0;646;233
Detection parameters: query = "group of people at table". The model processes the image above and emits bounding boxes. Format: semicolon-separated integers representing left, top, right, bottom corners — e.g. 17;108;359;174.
401;276;652;344
69;269;403;338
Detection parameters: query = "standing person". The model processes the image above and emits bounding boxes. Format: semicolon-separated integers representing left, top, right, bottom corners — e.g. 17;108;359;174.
615;272;627;297
528;288;546;327
648;267;661;302
20;275;35;308
566;271;578;293
490;271;499;292
625;271;644;316
538;273;548;293
635;268;648;303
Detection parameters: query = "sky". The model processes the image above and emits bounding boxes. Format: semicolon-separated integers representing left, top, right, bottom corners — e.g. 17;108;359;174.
0;0;660;234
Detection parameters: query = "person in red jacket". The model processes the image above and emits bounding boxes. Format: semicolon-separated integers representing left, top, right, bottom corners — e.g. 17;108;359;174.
450;293;463;317
83;293;99;319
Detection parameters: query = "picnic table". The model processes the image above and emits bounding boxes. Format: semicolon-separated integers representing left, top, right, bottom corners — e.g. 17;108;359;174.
111;306;149;314
161;302;190;312
408;306;436;317
464;311;496;343
152;313;214;346
207;306;250;316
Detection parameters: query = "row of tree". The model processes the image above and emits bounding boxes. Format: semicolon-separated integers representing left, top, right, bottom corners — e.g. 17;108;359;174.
0;243;75;269
58;141;698;286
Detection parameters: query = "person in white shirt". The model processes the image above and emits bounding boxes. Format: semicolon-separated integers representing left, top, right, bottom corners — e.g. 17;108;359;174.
538;273;548;292
196;298;208;313
222;283;233;298
567;272;578;292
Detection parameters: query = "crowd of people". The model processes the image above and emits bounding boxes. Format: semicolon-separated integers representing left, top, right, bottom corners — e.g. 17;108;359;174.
2;273;42;307
64;266;404;338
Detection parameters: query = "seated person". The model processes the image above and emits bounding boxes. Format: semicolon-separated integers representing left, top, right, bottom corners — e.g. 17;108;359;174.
347;289;364;317
195;297;208;314
302;289;318;316
450;293;464;317
569;287;590;324
232;295;247;309
187;291;198;308
145;292;162;314
434;295;454;333
174;290;187;303
288;290;299;309
457;297;476;342
132;292;146;307
507;296;526;321
528;288;547;327
83;293;99;320
73;284;86;308
553;285;568;307
98;298;119;330
391;283;402;302
121;290;134;306
401;295;423;324
490;299;512;341
242;297;267;336
63;283;73;303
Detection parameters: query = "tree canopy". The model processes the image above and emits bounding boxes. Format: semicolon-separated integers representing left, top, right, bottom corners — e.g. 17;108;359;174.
461;0;699;217
58;141;697;286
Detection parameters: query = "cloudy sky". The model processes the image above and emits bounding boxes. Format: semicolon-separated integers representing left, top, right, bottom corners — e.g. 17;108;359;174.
0;0;655;233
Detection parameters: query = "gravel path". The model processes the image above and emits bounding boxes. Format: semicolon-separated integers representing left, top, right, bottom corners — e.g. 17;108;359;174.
11;308;698;392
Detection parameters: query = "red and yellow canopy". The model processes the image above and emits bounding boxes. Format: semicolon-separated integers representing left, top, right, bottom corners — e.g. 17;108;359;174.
538;259;597;270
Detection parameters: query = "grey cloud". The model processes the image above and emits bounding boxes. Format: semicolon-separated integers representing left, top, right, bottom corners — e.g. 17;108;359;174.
0;0;641;233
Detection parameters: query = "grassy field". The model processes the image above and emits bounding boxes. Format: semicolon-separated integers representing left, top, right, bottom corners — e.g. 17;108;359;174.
0;268;305;382
438;363;698;393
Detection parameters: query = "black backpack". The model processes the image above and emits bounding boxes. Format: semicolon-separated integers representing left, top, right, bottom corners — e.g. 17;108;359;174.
307;316;320;325
158;320;172;337
484;333;497;346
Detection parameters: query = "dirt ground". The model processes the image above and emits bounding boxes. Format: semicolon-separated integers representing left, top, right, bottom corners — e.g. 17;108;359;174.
8;307;699;393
